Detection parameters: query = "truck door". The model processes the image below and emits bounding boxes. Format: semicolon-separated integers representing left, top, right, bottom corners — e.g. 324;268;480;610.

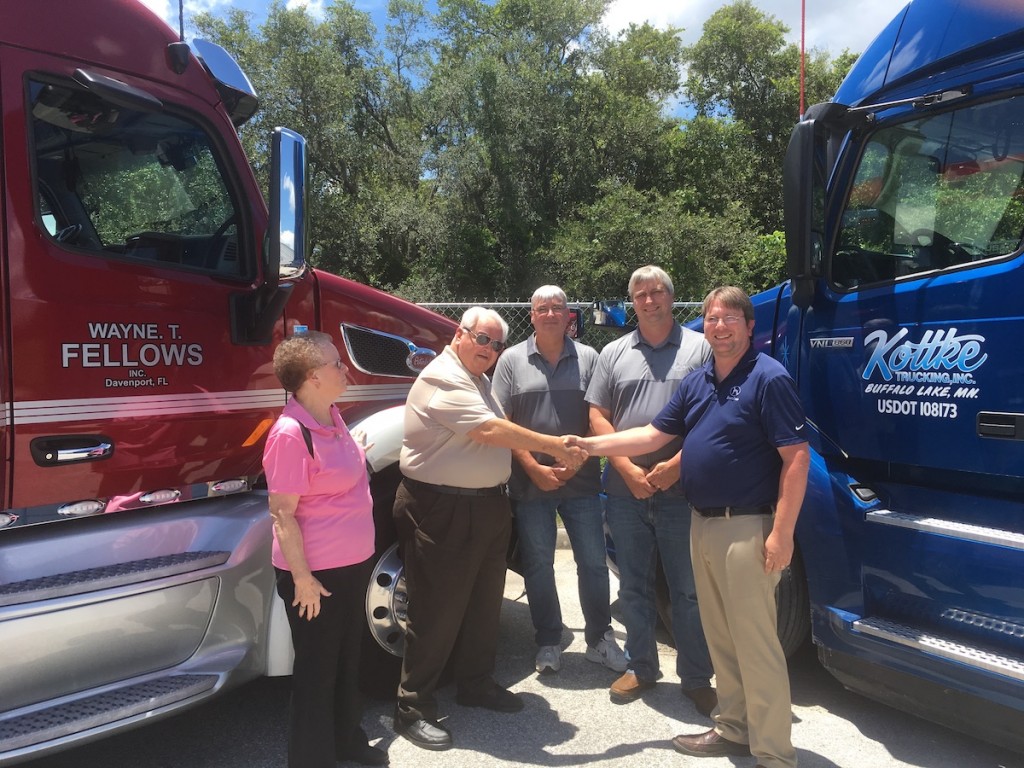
807;95;1024;479
0;47;281;524
804;93;1024;642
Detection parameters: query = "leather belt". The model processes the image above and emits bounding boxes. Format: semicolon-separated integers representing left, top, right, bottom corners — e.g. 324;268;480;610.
691;504;773;518
403;477;508;497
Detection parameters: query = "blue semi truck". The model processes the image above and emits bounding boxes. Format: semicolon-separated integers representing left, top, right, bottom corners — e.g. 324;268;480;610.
767;0;1024;751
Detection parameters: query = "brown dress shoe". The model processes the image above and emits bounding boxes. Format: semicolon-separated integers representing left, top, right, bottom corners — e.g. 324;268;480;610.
682;686;718;717
671;728;751;757
609;671;656;703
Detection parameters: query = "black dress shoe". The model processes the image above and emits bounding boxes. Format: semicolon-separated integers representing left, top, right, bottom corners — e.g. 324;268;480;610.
393;717;453;751
337;741;389;766
456;683;524;712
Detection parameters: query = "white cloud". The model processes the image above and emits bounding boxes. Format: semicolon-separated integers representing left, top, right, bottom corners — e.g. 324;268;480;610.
286;0;327;18
603;0;910;55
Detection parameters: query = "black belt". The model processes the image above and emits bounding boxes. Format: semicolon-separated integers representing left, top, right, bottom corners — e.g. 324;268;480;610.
403;477;508;497
691;505;773;518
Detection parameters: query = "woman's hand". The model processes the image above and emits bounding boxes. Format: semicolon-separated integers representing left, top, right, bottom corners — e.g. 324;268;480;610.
293;573;332;620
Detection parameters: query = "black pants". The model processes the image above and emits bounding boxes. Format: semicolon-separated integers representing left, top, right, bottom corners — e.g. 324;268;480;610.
276;558;373;768
393;480;512;723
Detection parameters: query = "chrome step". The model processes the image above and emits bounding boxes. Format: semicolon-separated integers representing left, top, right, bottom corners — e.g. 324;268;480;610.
854;616;1024;683
0;674;217;753
866;510;1024;551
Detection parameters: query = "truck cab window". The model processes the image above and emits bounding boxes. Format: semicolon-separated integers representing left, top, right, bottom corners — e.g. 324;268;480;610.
29;78;245;276
832;96;1024;289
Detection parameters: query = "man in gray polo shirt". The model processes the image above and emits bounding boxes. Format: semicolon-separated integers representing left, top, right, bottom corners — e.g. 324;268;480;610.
586;265;717;717
493;285;627;677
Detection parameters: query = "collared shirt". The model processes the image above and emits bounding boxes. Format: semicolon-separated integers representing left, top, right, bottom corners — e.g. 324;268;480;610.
400;345;511;488
263;398;374;571
652;346;807;508
586;322;711;498
492;335;601;500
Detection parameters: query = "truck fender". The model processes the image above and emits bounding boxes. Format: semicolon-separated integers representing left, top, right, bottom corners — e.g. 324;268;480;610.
350;405;405;474
264;591;296;677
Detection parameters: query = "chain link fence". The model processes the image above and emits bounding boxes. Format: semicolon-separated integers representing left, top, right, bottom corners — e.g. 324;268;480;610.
419;302;703;351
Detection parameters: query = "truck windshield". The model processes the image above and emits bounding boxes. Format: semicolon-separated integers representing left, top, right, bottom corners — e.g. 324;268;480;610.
833;95;1024;289
29;78;245;276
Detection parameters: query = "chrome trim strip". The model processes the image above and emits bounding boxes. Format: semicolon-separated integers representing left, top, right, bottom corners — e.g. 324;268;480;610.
9;383;406;425
866;510;1024;551
337;383;412;402
14;389;287;425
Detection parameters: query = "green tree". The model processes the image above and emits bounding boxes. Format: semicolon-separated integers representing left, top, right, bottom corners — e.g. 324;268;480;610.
683;0;854;231
193;1;432;288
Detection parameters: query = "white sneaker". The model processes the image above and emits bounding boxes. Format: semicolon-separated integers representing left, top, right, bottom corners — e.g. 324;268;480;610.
585;629;629;672
535;645;562;674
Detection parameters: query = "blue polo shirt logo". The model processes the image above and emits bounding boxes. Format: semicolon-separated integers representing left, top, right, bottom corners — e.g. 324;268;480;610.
728;386;741;401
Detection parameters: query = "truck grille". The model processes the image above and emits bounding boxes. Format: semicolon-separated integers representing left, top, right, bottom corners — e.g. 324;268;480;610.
341;324;436;377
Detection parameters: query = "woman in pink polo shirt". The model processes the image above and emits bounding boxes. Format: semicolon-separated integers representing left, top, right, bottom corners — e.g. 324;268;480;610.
263;331;386;768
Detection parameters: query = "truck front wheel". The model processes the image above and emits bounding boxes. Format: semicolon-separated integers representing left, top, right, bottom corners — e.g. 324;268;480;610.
359;464;405;699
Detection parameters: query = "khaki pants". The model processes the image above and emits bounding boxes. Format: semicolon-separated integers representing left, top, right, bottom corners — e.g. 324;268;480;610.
691;511;797;768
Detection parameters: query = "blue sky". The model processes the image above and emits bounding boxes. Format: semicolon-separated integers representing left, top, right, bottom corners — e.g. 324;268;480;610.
141;0;910;57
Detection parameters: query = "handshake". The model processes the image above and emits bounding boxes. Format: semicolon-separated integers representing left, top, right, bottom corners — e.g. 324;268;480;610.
553;434;591;471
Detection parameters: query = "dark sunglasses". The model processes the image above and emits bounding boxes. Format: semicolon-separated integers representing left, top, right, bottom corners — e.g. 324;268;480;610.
461;326;506;353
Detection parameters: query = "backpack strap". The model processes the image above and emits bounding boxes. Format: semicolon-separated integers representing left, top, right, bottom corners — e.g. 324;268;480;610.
298;422;314;458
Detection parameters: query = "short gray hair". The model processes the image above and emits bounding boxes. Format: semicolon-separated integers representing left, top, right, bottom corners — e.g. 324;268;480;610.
628;265;675;299
531;285;567;307
459;306;510;341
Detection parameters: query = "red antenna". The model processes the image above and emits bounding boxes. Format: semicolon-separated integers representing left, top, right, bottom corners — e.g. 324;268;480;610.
800;0;806;119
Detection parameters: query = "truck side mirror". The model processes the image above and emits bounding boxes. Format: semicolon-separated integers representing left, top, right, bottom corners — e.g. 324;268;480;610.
270;127;307;281
783;119;825;309
230;127;307;345
567;307;584;340
784;102;850;309
590;300;628;328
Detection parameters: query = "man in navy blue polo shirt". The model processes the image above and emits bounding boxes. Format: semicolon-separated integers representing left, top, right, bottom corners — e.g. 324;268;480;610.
573;286;809;768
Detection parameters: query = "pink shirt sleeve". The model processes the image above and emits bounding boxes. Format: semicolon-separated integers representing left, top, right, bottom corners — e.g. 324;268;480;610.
263;419;312;495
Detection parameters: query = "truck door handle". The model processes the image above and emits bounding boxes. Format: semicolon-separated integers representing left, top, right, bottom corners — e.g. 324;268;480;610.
30;436;115;466
977;411;1024;440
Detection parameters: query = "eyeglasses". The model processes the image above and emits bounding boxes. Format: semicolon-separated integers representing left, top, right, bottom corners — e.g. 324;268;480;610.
532;304;567;315
631;287;668;303
461;327;506;353
705;315;745;326
318;358;345;369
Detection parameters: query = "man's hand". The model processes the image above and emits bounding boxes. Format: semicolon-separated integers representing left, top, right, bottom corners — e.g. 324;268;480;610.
763;529;794;574
645;459;680;492
620;462;656;499
555;439;588;471
526;462;572;492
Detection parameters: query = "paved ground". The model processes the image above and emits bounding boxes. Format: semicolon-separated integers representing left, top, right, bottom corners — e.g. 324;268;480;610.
23;550;1023;768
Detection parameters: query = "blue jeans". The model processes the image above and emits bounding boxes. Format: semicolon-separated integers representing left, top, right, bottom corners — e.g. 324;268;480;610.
605;494;712;689
514;495;611;648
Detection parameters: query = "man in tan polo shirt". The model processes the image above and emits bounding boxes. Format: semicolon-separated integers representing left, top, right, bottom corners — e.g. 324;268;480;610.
392;306;587;751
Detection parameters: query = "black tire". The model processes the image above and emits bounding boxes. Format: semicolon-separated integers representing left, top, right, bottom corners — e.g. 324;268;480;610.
775;546;811;658
358;464;404;700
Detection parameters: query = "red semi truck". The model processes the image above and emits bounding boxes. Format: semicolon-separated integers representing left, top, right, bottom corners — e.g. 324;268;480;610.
0;1;454;763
